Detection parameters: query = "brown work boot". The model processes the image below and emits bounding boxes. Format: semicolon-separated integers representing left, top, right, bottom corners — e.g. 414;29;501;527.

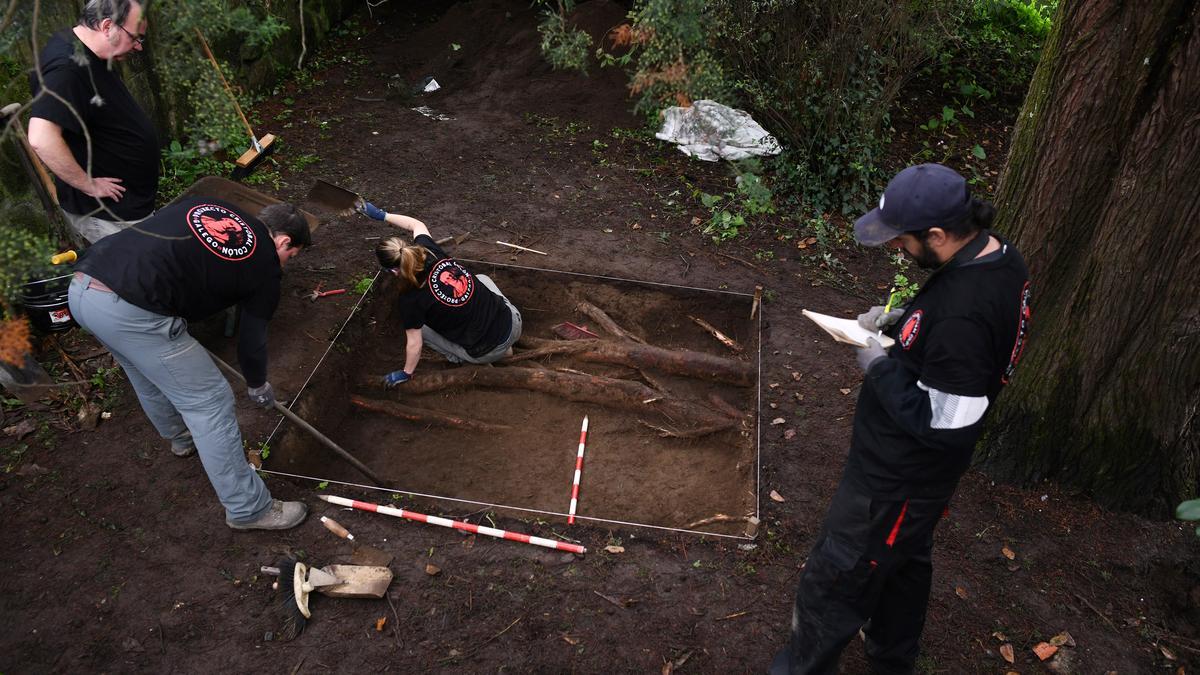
227;499;308;531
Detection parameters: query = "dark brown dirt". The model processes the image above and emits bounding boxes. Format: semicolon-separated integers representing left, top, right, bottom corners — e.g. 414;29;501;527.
2;1;1199;673
275;266;759;535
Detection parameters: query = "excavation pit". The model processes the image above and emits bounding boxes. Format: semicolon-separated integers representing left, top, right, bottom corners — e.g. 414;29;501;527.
268;262;762;537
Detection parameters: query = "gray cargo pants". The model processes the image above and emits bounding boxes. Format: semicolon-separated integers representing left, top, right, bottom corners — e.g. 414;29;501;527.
68;273;273;523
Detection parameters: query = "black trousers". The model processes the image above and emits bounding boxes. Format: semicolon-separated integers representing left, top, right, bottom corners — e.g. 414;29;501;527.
771;478;950;675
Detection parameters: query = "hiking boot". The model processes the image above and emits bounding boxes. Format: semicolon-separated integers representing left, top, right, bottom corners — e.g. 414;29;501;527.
227;499;308;531
170;431;196;458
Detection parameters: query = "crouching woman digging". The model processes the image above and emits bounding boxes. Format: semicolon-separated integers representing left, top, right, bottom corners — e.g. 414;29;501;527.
364;205;522;387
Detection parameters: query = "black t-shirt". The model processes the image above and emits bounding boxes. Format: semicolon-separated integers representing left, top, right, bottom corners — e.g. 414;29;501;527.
846;233;1032;498
29;29;159;220
75;197;283;386
397;235;512;356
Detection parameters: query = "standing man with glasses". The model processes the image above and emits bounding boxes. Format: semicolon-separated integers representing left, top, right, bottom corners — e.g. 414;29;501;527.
28;0;159;244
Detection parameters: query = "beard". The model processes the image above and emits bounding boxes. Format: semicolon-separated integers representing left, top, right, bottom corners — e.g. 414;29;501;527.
908;240;941;269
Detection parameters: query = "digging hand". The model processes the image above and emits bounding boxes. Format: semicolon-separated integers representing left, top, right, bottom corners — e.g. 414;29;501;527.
856;337;888;373
357;200;387;221
857;305;905;332
383;370;411;388
247;382;277;408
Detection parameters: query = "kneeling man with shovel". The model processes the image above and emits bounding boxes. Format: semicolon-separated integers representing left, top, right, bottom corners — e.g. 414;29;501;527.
68;197;312;530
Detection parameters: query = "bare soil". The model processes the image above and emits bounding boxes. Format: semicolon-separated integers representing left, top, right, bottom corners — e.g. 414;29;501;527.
2;1;1199;673
276;266;759;534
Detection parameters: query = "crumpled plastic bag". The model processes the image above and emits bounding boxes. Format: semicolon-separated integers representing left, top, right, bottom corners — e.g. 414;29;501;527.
655;100;782;161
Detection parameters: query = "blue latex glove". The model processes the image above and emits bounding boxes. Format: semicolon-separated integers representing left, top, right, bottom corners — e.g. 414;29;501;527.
358;200;387;221
247;382;276;408
856;337;888;373
383;370;411;388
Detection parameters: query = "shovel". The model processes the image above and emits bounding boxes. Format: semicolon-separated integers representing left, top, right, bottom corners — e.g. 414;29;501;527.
263;562;393;603
304;179;365;217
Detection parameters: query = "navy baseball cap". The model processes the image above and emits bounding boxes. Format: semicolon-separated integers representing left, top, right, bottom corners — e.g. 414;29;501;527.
854;164;972;246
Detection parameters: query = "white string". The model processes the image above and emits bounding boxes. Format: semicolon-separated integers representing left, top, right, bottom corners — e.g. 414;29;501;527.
258;467;753;541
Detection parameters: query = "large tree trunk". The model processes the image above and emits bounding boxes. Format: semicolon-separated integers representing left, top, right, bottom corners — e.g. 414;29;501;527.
979;0;1200;514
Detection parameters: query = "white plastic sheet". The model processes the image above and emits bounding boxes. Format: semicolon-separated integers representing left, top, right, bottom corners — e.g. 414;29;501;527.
655;99;782;161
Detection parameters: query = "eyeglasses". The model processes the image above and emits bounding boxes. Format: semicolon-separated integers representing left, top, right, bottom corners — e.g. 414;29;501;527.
112;21;145;45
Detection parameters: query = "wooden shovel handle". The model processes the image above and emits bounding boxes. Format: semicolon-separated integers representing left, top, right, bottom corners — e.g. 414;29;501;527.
320;516;355;540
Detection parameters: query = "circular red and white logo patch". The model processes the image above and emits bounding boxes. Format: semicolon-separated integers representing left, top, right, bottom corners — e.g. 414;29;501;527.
187;204;256;260
899;310;923;350
427;259;474;306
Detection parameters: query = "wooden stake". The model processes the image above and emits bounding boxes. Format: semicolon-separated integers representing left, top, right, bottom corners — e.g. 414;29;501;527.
496;241;547;255
750;285;763;320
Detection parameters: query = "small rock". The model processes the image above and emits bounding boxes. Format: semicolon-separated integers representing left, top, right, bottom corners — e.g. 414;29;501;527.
2;419;35;440
77;402;101;430
16;464;48;477
121;636;143;653
770;417;785;426
424;563;441;576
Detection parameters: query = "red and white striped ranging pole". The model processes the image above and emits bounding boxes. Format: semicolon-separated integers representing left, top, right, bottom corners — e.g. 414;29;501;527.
318;494;586;555
567;415;589;525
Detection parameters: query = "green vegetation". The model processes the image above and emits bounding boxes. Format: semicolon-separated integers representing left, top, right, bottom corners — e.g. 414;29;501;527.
535;0;593;73
535;0;1057;244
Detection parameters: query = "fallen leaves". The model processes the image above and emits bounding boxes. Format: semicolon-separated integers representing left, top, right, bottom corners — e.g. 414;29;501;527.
955;586;969;600
769;490;785;503
839;388;851;395
783;428;796;440
375;617;387;631
604;545;625;554
1033;642;1058;660
999;643;1014;664
1001;546;1016;560
424;563;441;576
1050;631;1075;647
2;419;35;440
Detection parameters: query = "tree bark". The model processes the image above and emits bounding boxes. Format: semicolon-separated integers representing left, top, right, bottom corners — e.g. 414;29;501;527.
507;338;755;386
980;0;1200;514
349;395;512;433
358;366;739;432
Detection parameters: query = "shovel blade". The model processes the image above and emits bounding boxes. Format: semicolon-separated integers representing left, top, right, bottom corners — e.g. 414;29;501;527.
317;565;393;598
305;179;361;216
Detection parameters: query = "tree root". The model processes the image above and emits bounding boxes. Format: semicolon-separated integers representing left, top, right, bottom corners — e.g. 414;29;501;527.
349;395;511;432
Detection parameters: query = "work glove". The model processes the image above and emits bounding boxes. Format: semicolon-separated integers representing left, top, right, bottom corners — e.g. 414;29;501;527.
357;200;387;221
857;305;905;332
383;370;411;388
856;337;888;373
247;382;276;408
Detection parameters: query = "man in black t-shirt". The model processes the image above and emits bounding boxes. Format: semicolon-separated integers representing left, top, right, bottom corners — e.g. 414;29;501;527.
67;197;313;531
28;0;159;244
772;164;1032;674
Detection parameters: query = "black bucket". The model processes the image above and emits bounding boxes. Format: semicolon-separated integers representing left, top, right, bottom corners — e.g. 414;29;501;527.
20;271;76;333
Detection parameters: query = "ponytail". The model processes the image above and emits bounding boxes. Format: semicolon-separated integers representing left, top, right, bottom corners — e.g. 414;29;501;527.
375;237;428;291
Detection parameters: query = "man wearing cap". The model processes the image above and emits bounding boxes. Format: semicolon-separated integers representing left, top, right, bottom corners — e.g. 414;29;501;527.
772;164;1031;674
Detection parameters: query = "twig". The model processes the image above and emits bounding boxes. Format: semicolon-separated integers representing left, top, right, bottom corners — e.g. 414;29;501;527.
496;240;547;255
679;253;691;276
715;250;762;272
685;513;748;529
688;315;742;352
1073;592;1117;630
750;285;763;320
593;590;629;610
289;657;306;675
50;335;88;384
575;300;646;344
384;592;402;647
638;419;735;439
715;610;750;622
353;96;385;102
